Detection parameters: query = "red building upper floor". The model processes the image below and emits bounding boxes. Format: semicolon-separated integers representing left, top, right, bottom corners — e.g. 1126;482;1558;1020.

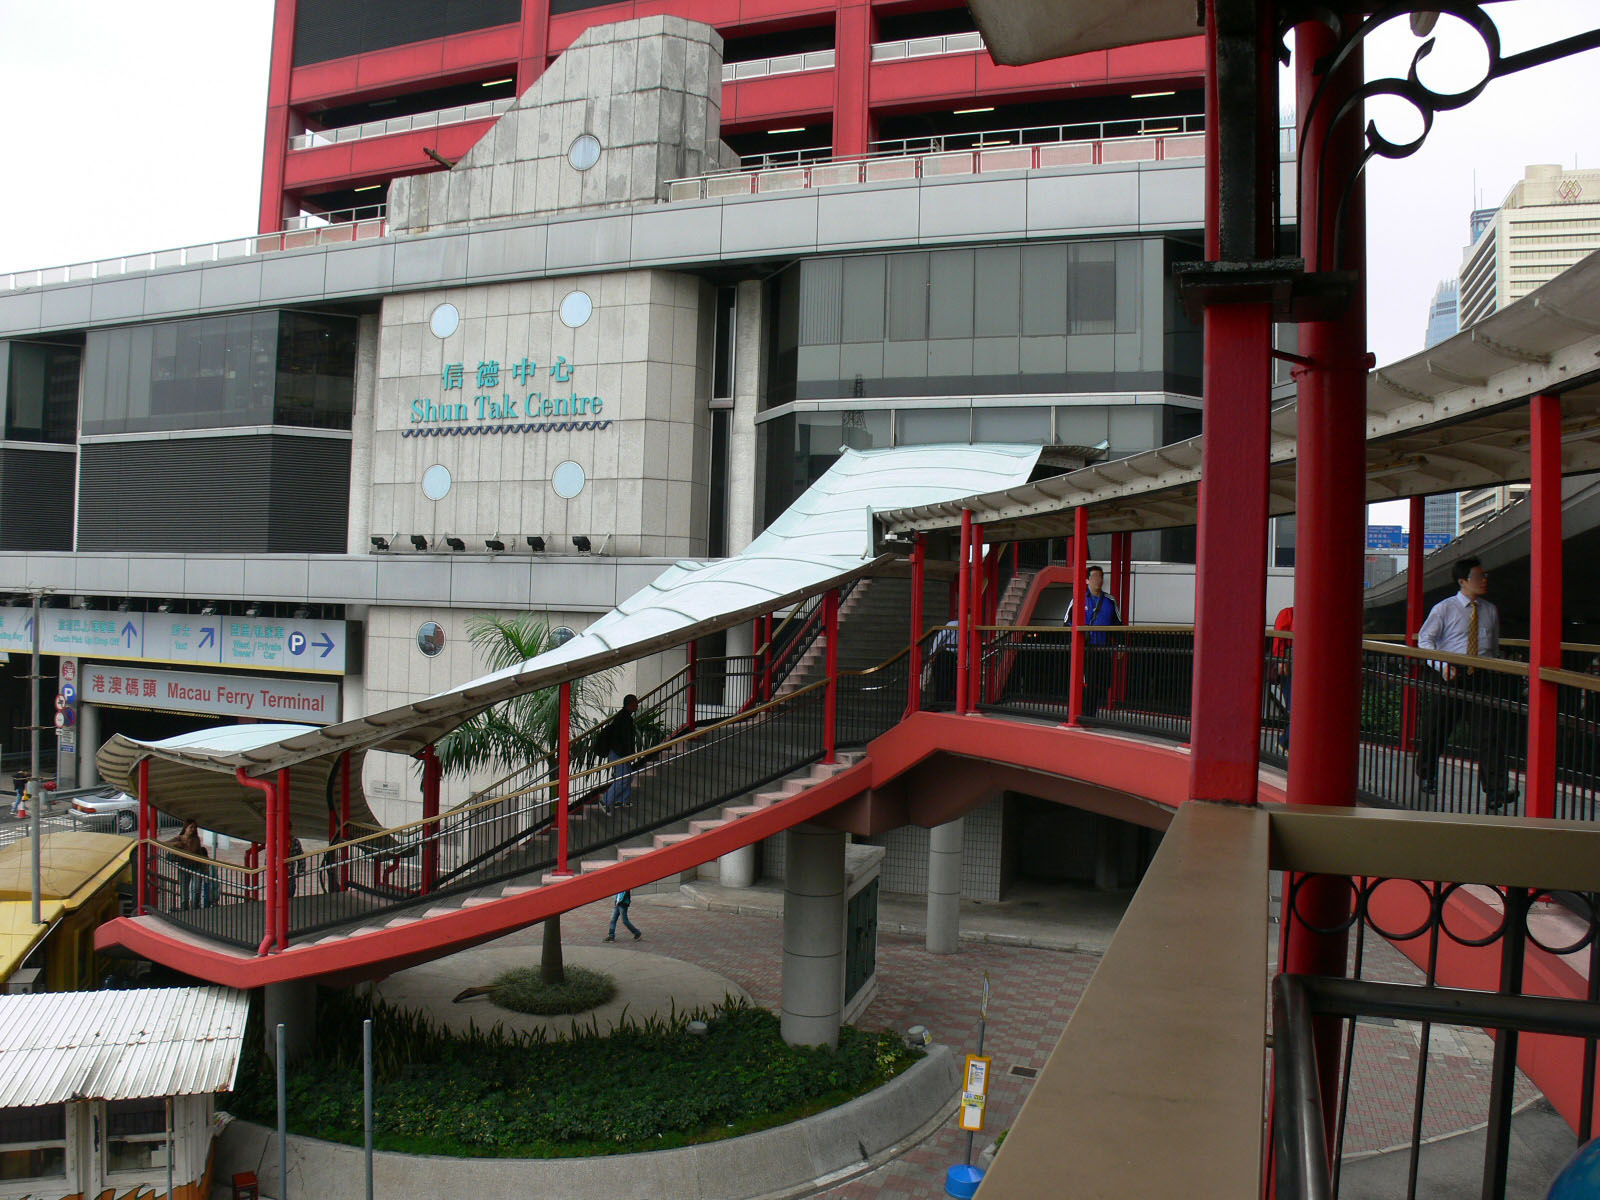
258;0;1204;233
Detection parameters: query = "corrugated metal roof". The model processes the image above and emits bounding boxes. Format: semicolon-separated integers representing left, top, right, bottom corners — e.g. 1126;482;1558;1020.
95;444;1043;793
0;986;250;1106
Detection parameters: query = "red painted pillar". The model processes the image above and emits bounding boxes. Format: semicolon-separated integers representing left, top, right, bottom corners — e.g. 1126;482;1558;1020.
968;523;986;712
1529;392;1563;820
136;758;150;915
1068;508;1089;725
686;641;699;734
256;0;298;234
832;1;871;157
339;751;352;889
236;769;277;954
276;767;292;951
956;511;973;716
823;588;841;762
909;535;926;713
516;0;552;92
1286;11;1366;1147
759;613;773;702
1402;495;1427;751
557;681;572;873
420;747;441;894
1114;532;1133;624
1187;304;1273;801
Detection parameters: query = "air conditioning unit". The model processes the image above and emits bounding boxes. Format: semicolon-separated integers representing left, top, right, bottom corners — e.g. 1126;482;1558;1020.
7;968;41;994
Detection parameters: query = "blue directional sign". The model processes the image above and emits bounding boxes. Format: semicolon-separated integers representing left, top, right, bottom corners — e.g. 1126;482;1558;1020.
0;608;348;674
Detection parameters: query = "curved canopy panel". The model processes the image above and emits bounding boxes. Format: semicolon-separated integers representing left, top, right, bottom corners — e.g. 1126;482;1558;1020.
96;724;380;842
965;0;1200;63
878;248;1600;542
95;445;1043;794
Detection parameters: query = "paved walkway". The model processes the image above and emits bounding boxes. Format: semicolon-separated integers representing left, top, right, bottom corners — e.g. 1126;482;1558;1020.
370;879;1574;1198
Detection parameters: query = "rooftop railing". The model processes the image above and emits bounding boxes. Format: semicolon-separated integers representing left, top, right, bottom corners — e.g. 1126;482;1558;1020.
288;97;515;152
869;30;986;61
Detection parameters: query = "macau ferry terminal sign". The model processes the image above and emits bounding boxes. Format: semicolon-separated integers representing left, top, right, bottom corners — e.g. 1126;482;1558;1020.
405;354;612;438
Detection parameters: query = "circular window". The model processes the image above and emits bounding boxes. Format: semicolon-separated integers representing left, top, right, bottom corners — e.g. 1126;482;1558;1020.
429;303;460;339
552;626;577;647
559;290;593;328
568;134;602;171
421;464;452;501
551;460;587;499
417;622;446;658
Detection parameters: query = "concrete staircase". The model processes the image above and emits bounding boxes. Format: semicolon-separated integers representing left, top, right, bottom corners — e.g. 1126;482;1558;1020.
995;568;1037;626
779;574;939;694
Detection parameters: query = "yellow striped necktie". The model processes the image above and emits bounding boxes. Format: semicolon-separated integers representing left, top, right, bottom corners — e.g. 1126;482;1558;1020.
1467;601;1479;658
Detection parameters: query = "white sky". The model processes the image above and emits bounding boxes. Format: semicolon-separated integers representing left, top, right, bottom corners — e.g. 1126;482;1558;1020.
0;0;1593;527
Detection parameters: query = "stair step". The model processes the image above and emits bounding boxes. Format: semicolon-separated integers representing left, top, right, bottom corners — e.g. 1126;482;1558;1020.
688;818;728;835
461;896;496;907
722;804;767;819
500;885;537;897
580;858;616;872
654;832;692;848
385;917;420;929
615;846;654;860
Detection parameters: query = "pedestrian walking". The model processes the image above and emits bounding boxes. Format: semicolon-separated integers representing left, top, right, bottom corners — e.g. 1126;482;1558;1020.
598;694;639;814
1414;557;1515;810
606;889;641;941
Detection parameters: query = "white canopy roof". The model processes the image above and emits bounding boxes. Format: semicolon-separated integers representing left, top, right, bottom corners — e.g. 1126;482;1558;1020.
97;444;1042;789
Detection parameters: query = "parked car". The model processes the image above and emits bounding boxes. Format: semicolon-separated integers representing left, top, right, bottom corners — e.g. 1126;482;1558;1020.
65;787;140;833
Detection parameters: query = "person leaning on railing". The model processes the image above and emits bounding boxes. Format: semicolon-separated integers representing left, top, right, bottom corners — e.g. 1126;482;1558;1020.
1414;556;1516;811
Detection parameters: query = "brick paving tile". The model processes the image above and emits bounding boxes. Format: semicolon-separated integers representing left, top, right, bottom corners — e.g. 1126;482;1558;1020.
571;895;1540;1198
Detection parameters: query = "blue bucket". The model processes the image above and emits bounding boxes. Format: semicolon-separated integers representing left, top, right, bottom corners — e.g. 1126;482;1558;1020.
945;1163;986;1198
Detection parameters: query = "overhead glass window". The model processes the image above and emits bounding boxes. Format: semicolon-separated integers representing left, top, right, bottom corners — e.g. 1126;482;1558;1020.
4;341;81;444
973;406;1050;444
896;408;971;445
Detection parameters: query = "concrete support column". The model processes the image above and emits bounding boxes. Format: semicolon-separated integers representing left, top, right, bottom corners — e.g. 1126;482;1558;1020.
263;979;316;1066
925;817;964;954
345;315;380;555
719;843;758;888
727;280;767;554
781;823;846;1048
77;702;100;786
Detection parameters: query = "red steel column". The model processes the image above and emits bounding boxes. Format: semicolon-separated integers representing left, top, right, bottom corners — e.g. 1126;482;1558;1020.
276;767;292;952
420;748;441;894
136;759;150;915
823;589;841;762
832;1;871;157
339;751;352;889
256;0;298;234
760;614;773;702
1287;11;1366;1146
1528;392;1563;820
1402;495;1427;750
1068;507;1089;726
909;535;926;713
516;0;552;93
956;511;973;715
968;523;986;712
1188;303;1273;801
557;681;572;873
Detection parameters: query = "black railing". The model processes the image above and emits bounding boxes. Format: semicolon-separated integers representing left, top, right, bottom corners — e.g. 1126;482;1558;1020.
152;844;266;951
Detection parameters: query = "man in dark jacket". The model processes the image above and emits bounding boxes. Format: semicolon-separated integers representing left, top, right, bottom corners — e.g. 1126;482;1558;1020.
1064;566;1122;718
601;694;639;813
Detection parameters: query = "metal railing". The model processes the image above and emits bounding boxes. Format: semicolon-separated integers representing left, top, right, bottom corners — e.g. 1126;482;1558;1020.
721;48;835;82
1;207;389;293
869;30;986;61
289;98;514;151
666;127;1209;201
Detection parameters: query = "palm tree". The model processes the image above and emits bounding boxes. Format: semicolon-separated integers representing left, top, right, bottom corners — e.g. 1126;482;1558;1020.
433;613;615;984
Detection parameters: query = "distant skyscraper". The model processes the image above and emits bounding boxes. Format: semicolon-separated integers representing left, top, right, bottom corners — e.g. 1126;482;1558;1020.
1424;279;1459;349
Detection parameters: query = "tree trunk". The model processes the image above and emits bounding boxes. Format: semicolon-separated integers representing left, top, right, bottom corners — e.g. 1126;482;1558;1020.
539;915;565;984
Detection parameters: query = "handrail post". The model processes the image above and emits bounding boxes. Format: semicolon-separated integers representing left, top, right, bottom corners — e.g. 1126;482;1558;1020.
823;588;840;763
1068;507;1088;726
339;751;352;889
1529;391;1563;819
686;641;698;734
420;748;441;894
557;681;572;873
135;759;150;916
1402;495;1426;752
957;511;973;715
761;613;774;701
969;524;986;711
909;534;925;713
277;768;292;951
235;769;278;955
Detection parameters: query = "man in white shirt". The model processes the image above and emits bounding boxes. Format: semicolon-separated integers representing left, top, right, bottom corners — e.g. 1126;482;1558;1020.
1414;557;1514;810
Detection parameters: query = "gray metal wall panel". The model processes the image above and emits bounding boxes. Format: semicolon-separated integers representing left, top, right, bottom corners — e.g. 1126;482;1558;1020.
0;447;74;550
79;436;349;553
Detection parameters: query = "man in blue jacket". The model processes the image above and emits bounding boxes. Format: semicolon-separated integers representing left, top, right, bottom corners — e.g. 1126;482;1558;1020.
1065;566;1122;718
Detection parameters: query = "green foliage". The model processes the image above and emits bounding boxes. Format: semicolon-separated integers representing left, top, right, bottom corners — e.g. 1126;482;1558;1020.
1361;681;1403;739
226;988;921;1157
491;965;617;1015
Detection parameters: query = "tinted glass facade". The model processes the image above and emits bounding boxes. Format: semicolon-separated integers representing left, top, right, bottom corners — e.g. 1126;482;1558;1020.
292;0;521;66
767;240;1198;404
82;312;357;436
4;341;81;444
